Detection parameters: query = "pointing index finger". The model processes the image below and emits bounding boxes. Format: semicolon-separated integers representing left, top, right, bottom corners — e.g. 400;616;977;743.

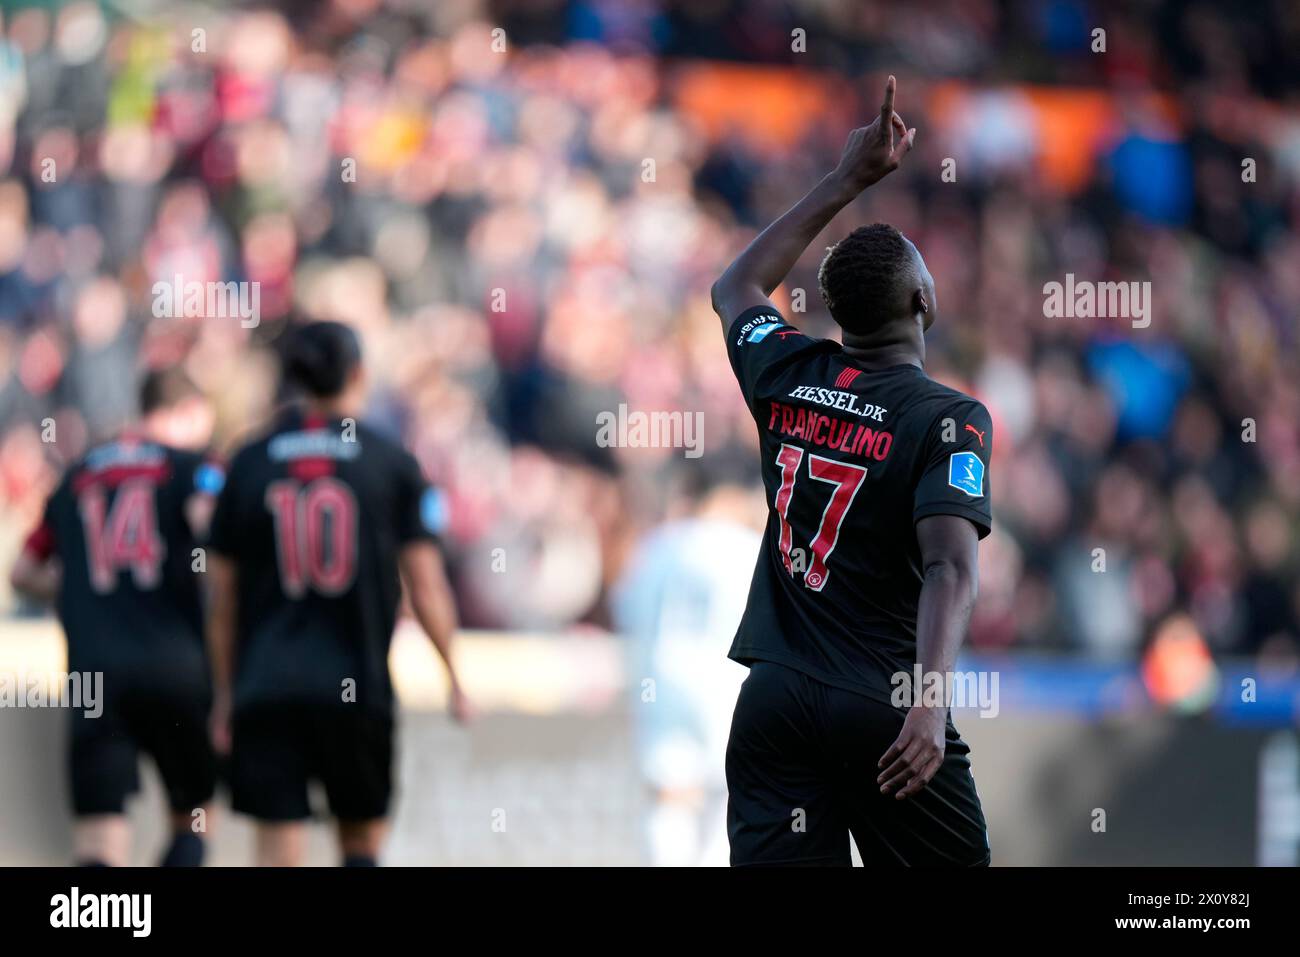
881;75;896;122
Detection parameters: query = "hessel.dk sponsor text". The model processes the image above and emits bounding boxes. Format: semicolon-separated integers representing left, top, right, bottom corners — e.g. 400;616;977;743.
786;385;887;422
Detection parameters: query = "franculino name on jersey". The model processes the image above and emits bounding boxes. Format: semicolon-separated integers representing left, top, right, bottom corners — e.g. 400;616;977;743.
787;386;887;422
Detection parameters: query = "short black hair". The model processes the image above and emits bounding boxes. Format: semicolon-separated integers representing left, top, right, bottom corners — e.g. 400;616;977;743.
139;367;202;415
817;223;918;335
282;320;362;398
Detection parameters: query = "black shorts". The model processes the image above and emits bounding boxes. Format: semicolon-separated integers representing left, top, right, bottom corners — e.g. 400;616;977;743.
230;703;394;822
69;689;216;817
726;661;990;867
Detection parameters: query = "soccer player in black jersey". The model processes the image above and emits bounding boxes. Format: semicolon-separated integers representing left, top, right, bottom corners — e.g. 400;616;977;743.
10;369;222;867
711;77;993;866
206;321;469;867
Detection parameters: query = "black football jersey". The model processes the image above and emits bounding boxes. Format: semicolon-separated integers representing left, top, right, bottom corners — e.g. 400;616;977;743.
208;407;444;716
29;435;219;694
726;305;993;703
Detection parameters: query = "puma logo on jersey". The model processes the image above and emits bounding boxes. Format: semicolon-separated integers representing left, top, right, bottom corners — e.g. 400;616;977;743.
964;424;986;447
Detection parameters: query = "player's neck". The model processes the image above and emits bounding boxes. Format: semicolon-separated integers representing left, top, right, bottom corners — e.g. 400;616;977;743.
840;324;925;370
134;415;167;446
299;396;355;420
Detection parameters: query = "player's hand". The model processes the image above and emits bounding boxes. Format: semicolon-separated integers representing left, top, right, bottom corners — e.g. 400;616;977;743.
209;691;232;756
877;705;946;800
832;75;916;191
448;681;474;724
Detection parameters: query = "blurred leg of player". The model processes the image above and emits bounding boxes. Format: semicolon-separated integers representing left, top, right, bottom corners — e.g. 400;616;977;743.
124;691;217;866
63;679;215;870
68;705;136;866
67;688;216;866
616;498;759;866
700;793;732;866
255;823;307;867
248;816;386;867
634;628;748;866
66;769;212;868
646;784;705;867
645;785;731;867
161;808;211;867
73;816;130;867
338;819;388;867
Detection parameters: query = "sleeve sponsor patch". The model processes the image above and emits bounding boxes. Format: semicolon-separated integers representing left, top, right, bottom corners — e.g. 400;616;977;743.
947;451;984;498
733;312;787;345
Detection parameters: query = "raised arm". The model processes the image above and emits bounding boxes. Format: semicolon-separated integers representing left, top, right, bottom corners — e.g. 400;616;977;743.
877;513;980;799
710;75;916;328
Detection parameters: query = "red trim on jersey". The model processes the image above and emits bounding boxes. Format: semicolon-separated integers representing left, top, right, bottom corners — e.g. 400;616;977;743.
22;521;55;561
71;463;171;494
293;415;334;479
289;458;335;481
835;367;862;389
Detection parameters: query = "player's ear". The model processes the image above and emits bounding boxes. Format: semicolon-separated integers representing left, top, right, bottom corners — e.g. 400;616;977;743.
914;288;936;331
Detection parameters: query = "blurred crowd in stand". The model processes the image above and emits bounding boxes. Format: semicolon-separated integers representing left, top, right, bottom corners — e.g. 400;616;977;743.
1;1;1298;667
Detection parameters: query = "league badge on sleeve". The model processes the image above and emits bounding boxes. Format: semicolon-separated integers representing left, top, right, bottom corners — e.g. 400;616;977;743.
733;312;789;346
948;451;984;498
746;321;783;343
421;487;449;535
194;462;226;495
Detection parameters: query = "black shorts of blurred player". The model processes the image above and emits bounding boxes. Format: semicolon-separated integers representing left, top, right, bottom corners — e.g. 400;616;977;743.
70;689;217;865
228;703;394;864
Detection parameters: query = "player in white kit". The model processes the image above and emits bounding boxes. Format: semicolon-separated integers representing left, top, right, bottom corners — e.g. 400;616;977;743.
614;475;763;866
